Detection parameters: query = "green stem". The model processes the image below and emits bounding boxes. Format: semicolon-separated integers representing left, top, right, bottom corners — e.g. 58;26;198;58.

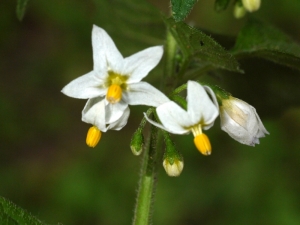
132;125;162;225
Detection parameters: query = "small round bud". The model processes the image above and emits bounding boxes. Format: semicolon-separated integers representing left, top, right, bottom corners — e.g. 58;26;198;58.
163;158;184;177
130;129;144;156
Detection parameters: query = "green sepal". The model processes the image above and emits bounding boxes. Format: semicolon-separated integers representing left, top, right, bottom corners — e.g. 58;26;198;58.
232;17;300;71
0;196;45;225
16;0;29;21
163;17;243;74
163;132;183;165
130;129;144;156
214;0;231;12
171;0;198;22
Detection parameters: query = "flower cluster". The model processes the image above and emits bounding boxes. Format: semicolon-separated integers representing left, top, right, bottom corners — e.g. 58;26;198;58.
62;25;269;176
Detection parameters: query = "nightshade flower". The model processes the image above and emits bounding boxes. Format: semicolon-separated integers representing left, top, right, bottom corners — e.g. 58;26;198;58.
62;25;169;147
220;96;269;146
145;81;219;155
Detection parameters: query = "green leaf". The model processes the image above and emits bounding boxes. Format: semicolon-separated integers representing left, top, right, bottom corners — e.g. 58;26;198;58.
0;197;46;225
232;18;300;71
16;0;29;21
171;0;198;22
164;17;243;73
214;0;231;12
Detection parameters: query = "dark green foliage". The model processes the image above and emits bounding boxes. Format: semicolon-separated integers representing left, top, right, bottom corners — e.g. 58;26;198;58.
0;197;45;225
232;18;300;70
164;17;243;73
214;0;231;12
171;0;198;22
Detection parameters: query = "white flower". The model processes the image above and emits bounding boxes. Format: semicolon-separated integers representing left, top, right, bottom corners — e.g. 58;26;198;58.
220;96;269;146
242;0;261;12
61;25;169;146
62;25;169;119
145;81;219;155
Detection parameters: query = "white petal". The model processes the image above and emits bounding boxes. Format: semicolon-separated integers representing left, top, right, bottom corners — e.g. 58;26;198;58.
123;82;170;107
107;107;130;130
186;81;219;127
61;71;106;99
124;46;164;83
156;101;192;134
144;113;172;132
105;100;129;123
220;108;255;146
82;97;107;131
92;25;124;76
251;106;270;136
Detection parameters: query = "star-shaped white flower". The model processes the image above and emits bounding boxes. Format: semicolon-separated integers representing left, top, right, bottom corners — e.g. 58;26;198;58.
145;81;219;155
62;25;169;117
61;25;169;147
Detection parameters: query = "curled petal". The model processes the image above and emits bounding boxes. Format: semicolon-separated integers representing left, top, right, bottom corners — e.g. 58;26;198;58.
155;101;193;134
61;71;106;99
107;107;130;130
82;97;107;131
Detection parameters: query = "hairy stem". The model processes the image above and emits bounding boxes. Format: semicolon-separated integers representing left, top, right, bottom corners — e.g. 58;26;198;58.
132;125;162;225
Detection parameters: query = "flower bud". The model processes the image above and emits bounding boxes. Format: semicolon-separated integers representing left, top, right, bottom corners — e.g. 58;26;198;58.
130;129;144;156
242;0;261;12
233;2;247;19
220;96;269;146
163;136;184;177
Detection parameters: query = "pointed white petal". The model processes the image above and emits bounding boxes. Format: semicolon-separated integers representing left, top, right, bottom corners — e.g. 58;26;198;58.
107;107;130;130
156;101;192;134
92;25;124;76
187;81;219;127
124;46;163;83
61;71;106;99
82;97;107;132
123;82;170;107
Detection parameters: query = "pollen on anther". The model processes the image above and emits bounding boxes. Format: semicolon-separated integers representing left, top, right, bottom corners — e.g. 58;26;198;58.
86;126;101;147
106;84;122;104
193;133;212;156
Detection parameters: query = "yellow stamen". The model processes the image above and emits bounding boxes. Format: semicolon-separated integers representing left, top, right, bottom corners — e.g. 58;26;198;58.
106;84;122;103
193;133;212;156
86;126;101;147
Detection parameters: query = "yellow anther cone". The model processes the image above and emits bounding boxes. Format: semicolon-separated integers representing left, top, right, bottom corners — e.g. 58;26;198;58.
106;84;122;104
194;133;212;156
86;126;102;147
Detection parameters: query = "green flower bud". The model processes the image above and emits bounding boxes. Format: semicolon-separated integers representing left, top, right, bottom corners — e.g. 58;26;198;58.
130;129;144;156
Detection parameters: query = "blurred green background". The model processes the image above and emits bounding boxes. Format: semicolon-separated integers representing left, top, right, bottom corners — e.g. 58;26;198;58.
1;0;300;224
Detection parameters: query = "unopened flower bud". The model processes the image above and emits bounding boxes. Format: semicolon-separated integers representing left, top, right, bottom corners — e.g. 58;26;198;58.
163;158;184;177
163;136;184;177
220;96;269;146
242;0;261;12
233;2;247;19
130;129;144;156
